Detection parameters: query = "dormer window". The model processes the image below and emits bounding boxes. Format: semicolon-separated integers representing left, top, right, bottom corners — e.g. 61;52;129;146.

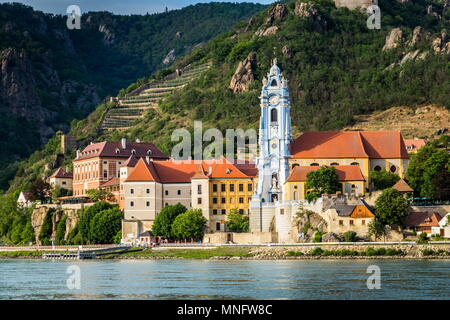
226;168;231;174
115;148;120;154
147;150;152;155
131;149;136;155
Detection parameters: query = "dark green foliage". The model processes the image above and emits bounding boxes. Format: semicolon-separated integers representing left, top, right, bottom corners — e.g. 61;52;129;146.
172;209;207;240
55;215;67;245
39;208;54;245
368;219;387;240
313;231;323;243
226;209;250;233
418;232;428;243
152;203;187;239
114;229;122;244
89;207;123;244
28;178;51;202
343;231;357;242
407;145;450;199
305;166;341;202
369;170;401;191
374;188;410;226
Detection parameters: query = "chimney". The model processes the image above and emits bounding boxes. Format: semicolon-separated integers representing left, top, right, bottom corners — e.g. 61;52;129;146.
121;138;126;149
145;156;150;164
208;166;213;175
136;138;140;143
76;150;80;159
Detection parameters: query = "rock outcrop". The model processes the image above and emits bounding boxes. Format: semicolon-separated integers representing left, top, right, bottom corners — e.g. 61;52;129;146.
98;24;115;45
255;3;287;37
282;45;294;59
294;209;327;242
408;26;425;47
229;52;256;93
294;1;326;32
431;31;450;54
383;28;403;51
163;49;176;65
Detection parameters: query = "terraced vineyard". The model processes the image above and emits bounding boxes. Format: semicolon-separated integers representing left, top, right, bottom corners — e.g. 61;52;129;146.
100;63;211;130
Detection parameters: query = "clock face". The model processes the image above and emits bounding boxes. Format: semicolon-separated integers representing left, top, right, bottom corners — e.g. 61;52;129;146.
269;95;280;106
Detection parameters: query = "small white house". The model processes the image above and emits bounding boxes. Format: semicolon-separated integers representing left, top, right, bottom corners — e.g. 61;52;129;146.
431;213;450;238
17;192;33;208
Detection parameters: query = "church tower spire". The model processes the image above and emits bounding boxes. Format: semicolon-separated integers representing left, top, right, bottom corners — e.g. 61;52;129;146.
253;60;292;204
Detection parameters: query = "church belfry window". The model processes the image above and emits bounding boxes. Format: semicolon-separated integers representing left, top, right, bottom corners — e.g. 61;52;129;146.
270;79;277;87
270;108;278;123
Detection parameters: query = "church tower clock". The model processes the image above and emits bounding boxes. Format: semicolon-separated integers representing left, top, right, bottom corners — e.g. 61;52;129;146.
252;59;292;204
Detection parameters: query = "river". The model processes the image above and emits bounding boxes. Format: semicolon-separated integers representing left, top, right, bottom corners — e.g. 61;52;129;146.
0;259;449;299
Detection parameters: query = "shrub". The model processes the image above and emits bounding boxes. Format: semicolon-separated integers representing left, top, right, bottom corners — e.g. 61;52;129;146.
287;251;304;256
418;232;428;243
55;215;67;245
343;231;357;242
313;231;323;243
309;247;324;256
365;247;377;256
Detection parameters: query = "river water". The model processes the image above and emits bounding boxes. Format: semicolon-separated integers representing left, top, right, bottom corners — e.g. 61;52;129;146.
0;259;449;299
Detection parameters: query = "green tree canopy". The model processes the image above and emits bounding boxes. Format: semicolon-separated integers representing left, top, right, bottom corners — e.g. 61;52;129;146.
369;169;400;190
305;166;341;202
89;207;123;244
86;189;114;202
407;145;450;199
152;203;187;239
78;201;113;243
374;188;410;226
226;209;249;233
172;209;207;240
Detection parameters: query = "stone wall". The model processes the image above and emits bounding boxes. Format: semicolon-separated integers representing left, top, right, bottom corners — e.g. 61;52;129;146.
204;232;273;244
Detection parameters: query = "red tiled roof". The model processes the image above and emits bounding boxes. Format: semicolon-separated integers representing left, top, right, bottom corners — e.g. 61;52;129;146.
404;211;443;228
75;141;168;160
287;165;365;182
125;158;257;183
290;131;409;159
50;167;73;179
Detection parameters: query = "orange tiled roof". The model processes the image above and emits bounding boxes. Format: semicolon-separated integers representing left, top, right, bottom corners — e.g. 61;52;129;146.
404;138;426;152
125;158;257;183
287;165;365;182
290;131;409;159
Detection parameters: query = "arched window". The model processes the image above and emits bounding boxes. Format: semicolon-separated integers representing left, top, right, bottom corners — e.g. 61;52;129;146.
270;108;278;123
292;163;299;170
330;162;339;166
390;165;397;173
147;149;152;155
374;165;382;171
131;149;136;155
293;191;298;200
351;162;359;166
271;79;277;87
310;163;320;166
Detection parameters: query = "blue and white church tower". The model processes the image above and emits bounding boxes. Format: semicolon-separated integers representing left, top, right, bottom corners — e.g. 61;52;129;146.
252;59;292;205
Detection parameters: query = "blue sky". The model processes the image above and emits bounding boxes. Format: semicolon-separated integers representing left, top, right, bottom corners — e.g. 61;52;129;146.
0;0;274;15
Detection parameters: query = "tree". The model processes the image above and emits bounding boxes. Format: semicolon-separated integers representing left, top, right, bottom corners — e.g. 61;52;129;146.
152;203;187;239
39;208;55;245
369;170;400;190
89;207;123;244
78;201;113;243
172;209;207;241
55;215;67;244
368;219;387;241
305;166;341;202
28;178;51;202
407;145;450;199
226;209;249;232
86;189;114;202
374;188;409;226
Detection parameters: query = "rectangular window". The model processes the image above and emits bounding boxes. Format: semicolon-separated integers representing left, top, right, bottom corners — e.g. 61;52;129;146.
239;184;244;192
212;209;218;215
62;181;66;185
221;197;226;204
221;209;226;215
238;209;244;215
130;189;134;194
213;198;218;204
130;201;134;207
350;220;354;225
177;190;181;195
165;190;169;196
339;220;344;226
197;198;202;205
103;171;107;178
146;201;150;207
239;197;244;204
221;184;226;192
280;209;284;215
197;184;202;195
216;223;221;231
230;184;235;192
248;183;252;192
146;189;150;194
213;184;217;192
362;220;365;225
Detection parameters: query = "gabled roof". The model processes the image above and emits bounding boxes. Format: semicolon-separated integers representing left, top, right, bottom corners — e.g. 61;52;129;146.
404;211;443;228
124;158;257;183
75;141;168;160
404;138;426;152
392;179;413;192
287;165;365;182
50;167;73;179
290;131;409;159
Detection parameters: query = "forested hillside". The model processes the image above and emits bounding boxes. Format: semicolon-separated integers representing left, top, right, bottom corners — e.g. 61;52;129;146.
0;2;266;190
6;0;450;193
